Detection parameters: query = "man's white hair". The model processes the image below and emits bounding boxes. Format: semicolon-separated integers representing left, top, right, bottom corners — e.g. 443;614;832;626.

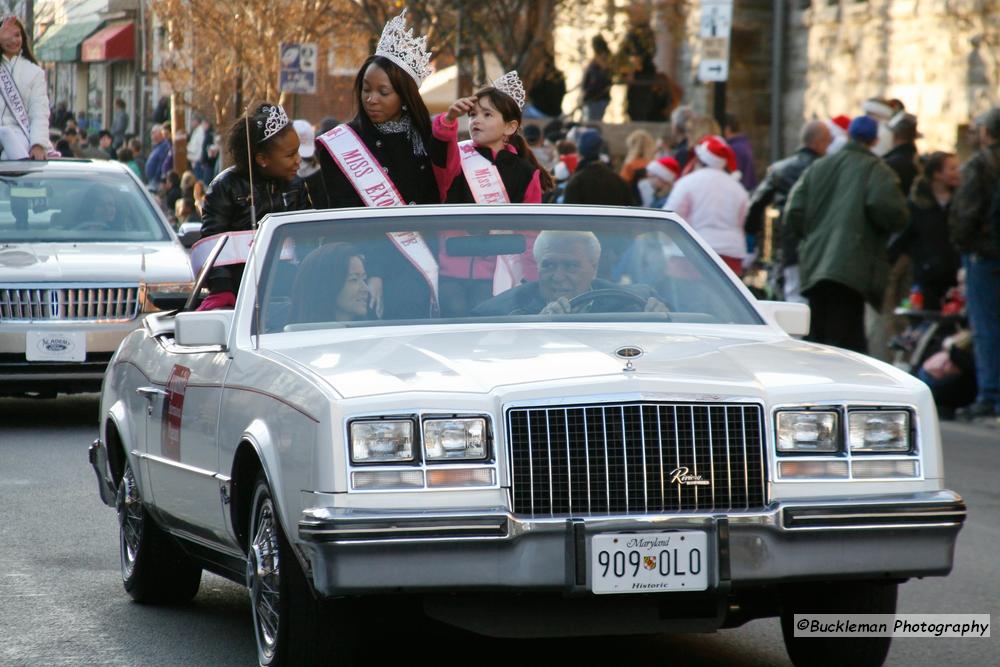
532;230;601;265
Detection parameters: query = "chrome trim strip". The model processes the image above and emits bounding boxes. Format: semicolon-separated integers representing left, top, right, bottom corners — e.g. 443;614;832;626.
795;511;966;520
302;524;502;536
136;451;218;478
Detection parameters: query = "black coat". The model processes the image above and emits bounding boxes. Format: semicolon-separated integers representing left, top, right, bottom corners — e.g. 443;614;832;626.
746;147;823;266
890;178;960;309
437;145;537;204
201;167;313;237
883;141;920;197
316;119;439;207
315;119;442;320
562;160;635;206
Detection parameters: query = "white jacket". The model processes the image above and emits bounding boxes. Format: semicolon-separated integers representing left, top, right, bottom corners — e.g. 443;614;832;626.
663;166;748;259
0;54;50;149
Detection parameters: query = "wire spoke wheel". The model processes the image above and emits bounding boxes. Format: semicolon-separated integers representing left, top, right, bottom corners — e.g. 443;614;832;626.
248;494;282;662
117;463;144;580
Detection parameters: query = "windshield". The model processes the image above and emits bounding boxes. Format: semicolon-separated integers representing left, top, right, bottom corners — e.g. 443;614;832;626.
0;171;170;243
255;213;762;333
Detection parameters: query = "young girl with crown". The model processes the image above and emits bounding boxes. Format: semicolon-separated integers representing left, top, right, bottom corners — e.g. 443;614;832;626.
429;72;555;315
316;10;442;320
196;103;312;308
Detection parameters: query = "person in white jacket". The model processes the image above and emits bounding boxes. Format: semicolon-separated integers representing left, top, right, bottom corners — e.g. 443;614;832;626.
0;15;50;160
663;135;748;276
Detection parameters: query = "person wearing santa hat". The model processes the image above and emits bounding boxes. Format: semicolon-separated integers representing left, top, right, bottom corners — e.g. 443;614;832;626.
663;135;748;276
825;115;850;155
638;155;680;208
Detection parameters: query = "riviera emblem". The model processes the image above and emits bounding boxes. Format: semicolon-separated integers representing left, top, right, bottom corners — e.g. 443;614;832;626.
670;467;711;487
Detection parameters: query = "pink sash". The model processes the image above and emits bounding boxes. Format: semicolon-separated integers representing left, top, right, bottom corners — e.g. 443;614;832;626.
317;124;439;308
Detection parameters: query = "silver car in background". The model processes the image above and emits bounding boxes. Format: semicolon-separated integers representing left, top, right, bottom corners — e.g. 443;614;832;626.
0;159;193;397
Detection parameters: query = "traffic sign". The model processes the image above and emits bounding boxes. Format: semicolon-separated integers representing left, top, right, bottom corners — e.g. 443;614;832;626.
279;42;318;95
699;0;732;82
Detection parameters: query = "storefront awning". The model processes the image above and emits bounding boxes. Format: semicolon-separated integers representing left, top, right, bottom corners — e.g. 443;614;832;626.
81;22;135;62
35;20;104;63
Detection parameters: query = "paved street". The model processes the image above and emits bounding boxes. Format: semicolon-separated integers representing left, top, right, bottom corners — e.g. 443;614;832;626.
1;395;995;666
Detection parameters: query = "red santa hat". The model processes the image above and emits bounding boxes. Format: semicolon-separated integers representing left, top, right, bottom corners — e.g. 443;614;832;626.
646;156;681;183
826;115;850;138
694;135;737;172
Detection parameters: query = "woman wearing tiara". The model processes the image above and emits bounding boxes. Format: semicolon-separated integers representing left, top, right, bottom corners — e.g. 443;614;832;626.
316;10;441;320
198;103;312;306
0;15;50;159
428;73;555;315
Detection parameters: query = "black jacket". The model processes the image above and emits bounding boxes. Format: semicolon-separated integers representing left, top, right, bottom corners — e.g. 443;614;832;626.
950;141;1000;257
199;167;313;294
563;160;635;206
435;144;537;204
201;167;313;237
890;178;960;309
316;119;439;208
746;147;822;266
883;141;920;197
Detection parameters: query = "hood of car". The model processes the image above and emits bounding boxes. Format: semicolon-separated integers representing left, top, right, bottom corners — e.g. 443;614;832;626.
269;325;909;400
0;243;193;284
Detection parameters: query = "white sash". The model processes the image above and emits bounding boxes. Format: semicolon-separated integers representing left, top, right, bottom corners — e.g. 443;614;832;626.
0;59;31;143
317;124;439;309
458;140;510;205
456;141;525;294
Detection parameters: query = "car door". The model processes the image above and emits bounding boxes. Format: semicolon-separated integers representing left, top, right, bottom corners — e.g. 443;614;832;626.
138;328;231;545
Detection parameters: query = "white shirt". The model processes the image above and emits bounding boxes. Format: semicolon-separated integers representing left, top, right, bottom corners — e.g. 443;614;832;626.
663;166;748;258
0;53;50;149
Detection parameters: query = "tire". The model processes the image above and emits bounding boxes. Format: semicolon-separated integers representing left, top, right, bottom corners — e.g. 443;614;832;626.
780;581;898;667
247;474;356;666
117;458;202;603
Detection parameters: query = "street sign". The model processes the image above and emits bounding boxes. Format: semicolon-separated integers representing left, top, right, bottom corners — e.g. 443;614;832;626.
699;0;733;83
279;42;318;95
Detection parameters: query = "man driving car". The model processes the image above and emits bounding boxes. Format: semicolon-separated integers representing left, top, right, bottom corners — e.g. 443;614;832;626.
472;230;667;316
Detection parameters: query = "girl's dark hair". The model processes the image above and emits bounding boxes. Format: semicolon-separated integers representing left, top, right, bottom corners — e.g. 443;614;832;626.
474;87;555;192
352;56;431;148
6;17;38;65
116;147;134;162
226;103;295;175
291;243;365;323
923;151;955;180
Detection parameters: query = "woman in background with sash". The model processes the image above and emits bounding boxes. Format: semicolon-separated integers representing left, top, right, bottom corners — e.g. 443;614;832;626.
429;73;555;315
316;10;441;320
0;15;50;160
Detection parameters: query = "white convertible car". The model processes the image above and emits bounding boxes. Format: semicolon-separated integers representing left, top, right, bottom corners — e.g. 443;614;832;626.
89;205;965;667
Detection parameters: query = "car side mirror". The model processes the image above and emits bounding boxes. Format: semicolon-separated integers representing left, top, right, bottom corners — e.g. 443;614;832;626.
757;301;810;337
177;222;202;248
175;310;233;347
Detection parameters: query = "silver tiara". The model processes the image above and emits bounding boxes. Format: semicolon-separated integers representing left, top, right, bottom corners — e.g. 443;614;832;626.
375;9;432;86
492;71;526;109
257;104;289;143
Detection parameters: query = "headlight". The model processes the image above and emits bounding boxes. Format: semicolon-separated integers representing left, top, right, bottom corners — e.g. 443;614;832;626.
350;420;415;463
848;411;910;452
423;418;488;461
776;411;839;453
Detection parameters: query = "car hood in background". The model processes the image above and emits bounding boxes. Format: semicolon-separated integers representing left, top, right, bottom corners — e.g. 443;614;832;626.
0;242;193;283
267;326;909;399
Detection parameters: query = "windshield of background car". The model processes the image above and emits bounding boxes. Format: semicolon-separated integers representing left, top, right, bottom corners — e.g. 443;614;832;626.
0;171;170;243
256;214;763;333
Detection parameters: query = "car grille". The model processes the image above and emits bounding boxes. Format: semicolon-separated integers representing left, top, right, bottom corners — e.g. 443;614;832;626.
507;402;767;517
0;285;140;322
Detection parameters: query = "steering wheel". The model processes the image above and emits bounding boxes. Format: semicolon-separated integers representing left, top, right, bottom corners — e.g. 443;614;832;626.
76;222;111;232
567;288;651;313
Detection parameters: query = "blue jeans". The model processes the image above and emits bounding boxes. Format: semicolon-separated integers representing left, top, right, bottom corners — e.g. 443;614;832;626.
584;100;609;122
963;254;1000;409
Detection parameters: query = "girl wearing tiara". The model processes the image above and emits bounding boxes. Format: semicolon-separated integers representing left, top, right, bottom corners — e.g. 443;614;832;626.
316;10;441;319
198;103;312;306
429;73;555;315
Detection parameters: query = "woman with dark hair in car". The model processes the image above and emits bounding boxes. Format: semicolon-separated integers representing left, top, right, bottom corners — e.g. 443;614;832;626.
315;10;441;320
291;243;371;324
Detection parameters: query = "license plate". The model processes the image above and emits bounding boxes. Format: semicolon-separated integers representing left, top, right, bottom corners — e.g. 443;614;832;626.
591;531;708;594
25;331;86;362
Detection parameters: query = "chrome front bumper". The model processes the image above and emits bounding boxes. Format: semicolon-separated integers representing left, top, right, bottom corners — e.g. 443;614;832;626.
297;490;965;597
